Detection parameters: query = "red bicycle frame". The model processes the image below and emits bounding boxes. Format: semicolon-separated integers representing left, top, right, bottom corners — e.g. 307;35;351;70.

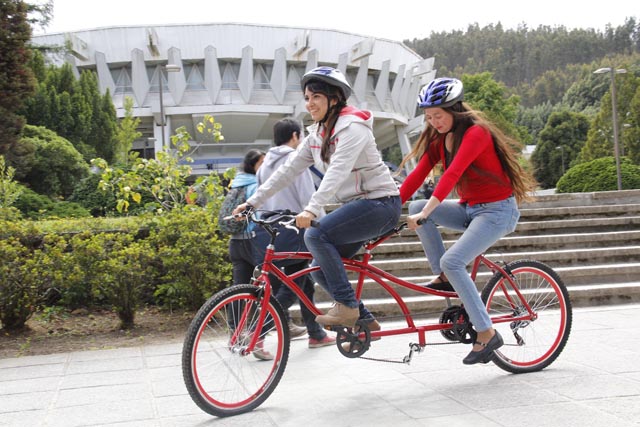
252;228;536;347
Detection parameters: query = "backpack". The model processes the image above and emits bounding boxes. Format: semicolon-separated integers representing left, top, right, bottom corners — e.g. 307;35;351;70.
217;185;249;234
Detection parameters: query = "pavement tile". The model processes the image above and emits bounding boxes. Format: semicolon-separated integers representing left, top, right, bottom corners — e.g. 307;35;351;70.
2;304;640;426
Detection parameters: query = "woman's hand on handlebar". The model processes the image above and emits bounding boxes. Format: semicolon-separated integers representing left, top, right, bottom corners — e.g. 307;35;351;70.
232;203;251;220
406;213;426;230
295;210;316;229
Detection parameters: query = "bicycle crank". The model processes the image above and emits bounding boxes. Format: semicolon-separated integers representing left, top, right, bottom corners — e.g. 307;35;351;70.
439;305;477;344
334;320;372;358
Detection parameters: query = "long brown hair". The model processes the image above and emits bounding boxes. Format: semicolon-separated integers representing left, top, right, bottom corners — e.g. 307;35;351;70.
399;102;537;203
305;80;347;163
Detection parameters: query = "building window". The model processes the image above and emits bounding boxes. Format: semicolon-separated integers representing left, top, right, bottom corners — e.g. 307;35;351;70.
185;62;206;90
254;63;271;90
286;65;304;91
148;65;169;93
112;66;133;94
221;63;240;89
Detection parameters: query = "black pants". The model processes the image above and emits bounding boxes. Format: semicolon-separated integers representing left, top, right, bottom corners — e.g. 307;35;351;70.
229;238;255;285
253;227;325;340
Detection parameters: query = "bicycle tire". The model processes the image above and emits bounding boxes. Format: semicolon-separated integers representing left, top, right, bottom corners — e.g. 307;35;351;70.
481;259;572;374
182;284;290;417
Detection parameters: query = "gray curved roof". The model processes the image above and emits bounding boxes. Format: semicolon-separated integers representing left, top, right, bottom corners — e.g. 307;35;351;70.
32;23;434;174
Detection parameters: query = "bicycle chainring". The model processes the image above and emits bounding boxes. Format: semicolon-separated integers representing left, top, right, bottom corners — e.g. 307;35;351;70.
439;306;477;344
335;321;371;358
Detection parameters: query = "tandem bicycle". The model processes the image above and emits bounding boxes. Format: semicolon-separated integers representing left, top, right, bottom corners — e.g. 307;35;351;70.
182;209;572;417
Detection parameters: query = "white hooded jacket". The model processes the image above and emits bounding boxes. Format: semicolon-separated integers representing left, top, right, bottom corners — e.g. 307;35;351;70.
248;106;399;217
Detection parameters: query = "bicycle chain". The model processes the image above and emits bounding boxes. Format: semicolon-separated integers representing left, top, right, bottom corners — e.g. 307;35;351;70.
341;308;471;364
354;341;458;364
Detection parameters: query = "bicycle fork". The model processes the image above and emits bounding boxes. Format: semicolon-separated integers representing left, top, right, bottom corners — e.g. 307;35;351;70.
228;277;274;356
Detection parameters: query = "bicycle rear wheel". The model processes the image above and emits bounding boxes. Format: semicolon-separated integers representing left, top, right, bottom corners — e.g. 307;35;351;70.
481;260;572;374
182;284;290;417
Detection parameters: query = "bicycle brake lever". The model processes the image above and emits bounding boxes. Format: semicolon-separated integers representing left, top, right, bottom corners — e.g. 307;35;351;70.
282;218;300;234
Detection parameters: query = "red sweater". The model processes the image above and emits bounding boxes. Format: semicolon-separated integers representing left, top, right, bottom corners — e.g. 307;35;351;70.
400;125;513;206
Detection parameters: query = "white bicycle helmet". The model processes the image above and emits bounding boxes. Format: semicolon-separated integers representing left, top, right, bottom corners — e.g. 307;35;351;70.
301;66;352;100
417;78;464;109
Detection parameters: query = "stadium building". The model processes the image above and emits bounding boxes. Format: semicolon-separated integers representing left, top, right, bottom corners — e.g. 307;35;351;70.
32;23;434;174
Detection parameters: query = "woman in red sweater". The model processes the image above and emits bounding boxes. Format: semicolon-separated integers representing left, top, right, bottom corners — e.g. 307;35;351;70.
400;77;536;365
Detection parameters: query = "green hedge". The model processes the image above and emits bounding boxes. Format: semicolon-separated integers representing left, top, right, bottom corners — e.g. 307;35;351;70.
0;209;231;330
556;157;640;193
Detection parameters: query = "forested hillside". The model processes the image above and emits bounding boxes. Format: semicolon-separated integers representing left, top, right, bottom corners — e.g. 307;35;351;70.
405;18;640;106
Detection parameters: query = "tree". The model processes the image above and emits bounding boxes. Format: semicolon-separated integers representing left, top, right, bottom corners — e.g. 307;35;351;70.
516;101;562;146
462;72;527;142
531;111;590;188
21;63;118;163
579;67;639;164
627;83;640;164
0;0;36;154
94;115;224;214
0;155;23;209
16;125;89;198
113;97;141;165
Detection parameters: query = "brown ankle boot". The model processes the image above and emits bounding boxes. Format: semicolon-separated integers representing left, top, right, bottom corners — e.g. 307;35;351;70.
316;303;359;328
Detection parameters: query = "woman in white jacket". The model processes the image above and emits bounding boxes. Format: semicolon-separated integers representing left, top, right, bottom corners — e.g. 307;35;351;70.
235;67;401;328
253;118;335;348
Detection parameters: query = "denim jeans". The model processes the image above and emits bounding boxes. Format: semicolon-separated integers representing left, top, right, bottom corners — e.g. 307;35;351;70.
408;196;520;331
305;196;402;309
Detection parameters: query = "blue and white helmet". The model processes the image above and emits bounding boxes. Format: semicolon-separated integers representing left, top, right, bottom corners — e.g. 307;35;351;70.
417;78;464;109
301;66;352;100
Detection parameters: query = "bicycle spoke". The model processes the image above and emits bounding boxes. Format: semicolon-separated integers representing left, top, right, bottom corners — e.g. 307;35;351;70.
482;260;572;373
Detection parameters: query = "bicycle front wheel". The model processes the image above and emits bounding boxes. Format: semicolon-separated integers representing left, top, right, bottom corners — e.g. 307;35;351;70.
481;260;572;374
182;284;290;417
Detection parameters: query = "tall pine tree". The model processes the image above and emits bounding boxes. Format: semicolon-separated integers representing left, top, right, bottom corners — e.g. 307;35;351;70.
0;0;36;154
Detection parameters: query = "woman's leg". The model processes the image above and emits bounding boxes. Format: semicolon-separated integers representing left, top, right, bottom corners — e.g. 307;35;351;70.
305;196;401;307
408;199;468;276
229;239;255;285
310;243;375;321
440;198;520;332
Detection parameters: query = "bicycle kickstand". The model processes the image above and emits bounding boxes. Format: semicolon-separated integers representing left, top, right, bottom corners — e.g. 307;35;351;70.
403;343;424;364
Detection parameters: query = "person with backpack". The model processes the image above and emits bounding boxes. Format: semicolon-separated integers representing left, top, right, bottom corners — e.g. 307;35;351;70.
227;149;265;286
253;118;335;349
234;67;401;333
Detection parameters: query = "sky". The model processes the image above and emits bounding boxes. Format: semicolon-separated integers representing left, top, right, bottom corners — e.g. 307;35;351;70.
35;0;637;42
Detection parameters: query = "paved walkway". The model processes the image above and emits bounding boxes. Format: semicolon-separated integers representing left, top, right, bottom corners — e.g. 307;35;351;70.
2;304;640;426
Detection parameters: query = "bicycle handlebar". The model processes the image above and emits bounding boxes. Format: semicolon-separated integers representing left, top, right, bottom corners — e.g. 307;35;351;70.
224;209;320;228
225;209;409;242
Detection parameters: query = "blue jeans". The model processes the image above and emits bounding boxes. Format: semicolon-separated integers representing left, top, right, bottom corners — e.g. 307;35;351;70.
408;196;520;331
305;196;402;310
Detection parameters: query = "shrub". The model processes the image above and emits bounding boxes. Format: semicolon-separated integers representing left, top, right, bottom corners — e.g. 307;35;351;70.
92;235;155;329
13;186;54;218
0;232;67;330
69;173;117;217
149;208;231;311
556;157;640;193
47;201;91;219
0;236;36;330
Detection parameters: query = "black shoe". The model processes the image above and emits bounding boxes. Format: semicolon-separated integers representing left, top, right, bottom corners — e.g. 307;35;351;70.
422;280;455;292
462;331;503;365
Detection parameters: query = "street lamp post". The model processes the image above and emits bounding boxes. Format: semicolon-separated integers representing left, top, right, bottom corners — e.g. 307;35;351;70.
594;67;627;191
555;145;565;174
158;64;181;149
